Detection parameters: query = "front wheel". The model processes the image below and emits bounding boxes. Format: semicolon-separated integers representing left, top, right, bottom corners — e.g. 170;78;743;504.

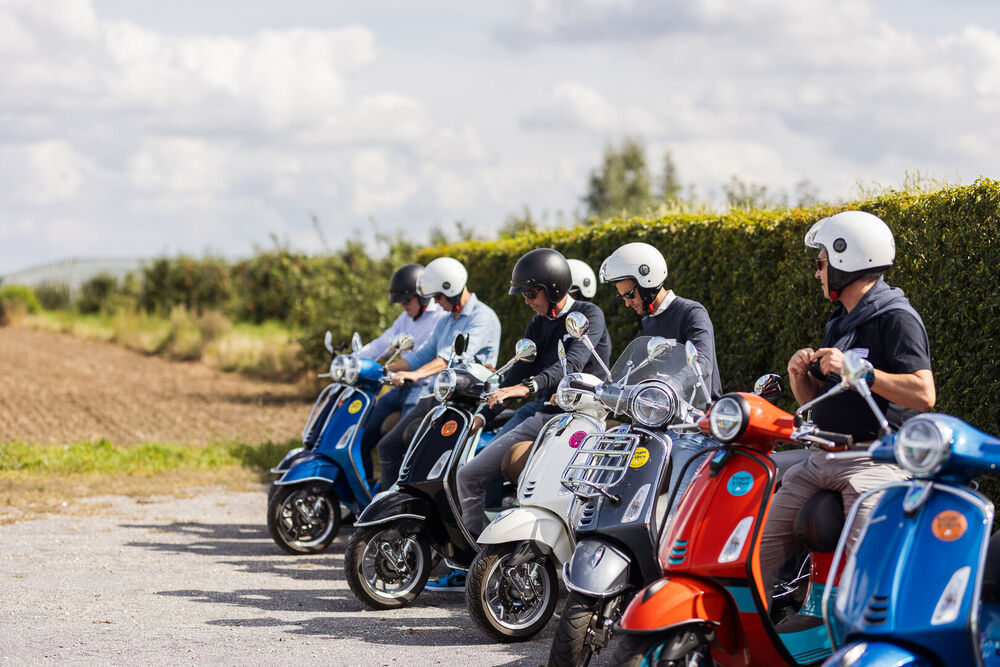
611;630;713;667
344;522;431;609
267;483;341;554
549;592;603;667
466;543;558;642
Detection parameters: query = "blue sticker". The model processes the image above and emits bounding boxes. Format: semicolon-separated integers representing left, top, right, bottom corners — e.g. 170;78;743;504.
727;471;754;496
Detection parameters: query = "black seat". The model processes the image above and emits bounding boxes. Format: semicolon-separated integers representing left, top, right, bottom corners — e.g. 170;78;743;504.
793;489;845;553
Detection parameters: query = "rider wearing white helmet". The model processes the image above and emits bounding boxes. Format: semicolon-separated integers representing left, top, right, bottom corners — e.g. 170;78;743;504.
376;256;501;490
761;211;935;621
600;241;723;506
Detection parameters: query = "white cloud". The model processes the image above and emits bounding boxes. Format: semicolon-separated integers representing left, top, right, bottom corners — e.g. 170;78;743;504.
521;82;658;134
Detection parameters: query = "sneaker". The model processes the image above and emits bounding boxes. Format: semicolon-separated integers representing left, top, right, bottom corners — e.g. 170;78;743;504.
425;568;466;591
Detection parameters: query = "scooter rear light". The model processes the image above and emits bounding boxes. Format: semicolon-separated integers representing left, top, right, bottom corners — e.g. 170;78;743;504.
931;565;970;625
718;516;754;563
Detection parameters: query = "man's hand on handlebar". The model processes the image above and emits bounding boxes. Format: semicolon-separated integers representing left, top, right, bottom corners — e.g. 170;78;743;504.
487;383;530;409
390;371;418;387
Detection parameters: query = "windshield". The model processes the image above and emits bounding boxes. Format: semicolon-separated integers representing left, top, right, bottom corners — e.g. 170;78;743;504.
609;336;709;412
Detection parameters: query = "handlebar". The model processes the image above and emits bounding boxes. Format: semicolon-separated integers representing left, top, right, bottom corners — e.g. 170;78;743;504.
811;429;854;447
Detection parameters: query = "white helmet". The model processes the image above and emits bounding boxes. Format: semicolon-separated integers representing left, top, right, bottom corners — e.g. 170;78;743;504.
417;257;468;299
600;242;668;312
805;211;895;300
567;259;597;299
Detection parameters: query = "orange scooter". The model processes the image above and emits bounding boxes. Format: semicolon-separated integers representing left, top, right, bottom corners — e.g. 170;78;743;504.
611;379;853;666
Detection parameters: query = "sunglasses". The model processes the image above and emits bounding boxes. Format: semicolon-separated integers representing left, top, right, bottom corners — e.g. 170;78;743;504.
522;289;541;300
616;286;638;301
815;256;829;271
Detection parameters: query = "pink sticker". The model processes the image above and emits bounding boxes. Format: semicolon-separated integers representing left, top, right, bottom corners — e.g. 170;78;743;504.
569;431;587;448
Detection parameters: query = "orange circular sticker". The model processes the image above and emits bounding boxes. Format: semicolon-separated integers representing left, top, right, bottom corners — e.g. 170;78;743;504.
932;510;968;542
440;420;458;437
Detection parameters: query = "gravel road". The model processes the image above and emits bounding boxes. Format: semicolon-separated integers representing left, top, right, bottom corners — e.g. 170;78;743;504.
0;488;554;666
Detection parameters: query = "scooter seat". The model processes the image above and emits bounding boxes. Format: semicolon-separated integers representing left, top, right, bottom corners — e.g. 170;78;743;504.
793;489;845;553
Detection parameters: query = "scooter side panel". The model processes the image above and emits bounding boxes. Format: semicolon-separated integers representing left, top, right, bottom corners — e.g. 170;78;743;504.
478;506;575;565
616;576;738;655
831;483;990;666
519;414;601;523
315;386;378;508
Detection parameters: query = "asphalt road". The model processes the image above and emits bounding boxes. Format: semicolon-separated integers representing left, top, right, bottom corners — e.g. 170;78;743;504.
0;489;555;666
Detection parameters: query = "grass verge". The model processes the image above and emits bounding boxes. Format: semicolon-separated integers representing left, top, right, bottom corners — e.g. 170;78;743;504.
0;439;298;524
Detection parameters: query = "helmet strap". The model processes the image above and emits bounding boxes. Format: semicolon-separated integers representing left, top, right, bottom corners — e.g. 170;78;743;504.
638;285;662;313
448;294;463;313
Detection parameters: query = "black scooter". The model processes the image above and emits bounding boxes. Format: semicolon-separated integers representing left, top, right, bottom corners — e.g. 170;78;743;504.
343;335;536;609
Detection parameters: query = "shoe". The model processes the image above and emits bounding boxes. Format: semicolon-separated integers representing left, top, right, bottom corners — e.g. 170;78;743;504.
425;568;466;591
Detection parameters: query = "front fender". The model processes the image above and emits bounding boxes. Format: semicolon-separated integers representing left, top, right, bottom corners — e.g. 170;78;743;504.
478;507;574;565
563;539;632;598
823;641;933;667
276;454;341;486
270;447;307;475
617;576;736;654
353;491;432;528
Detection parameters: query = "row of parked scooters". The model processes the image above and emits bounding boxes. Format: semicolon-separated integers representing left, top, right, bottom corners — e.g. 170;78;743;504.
266;317;1000;666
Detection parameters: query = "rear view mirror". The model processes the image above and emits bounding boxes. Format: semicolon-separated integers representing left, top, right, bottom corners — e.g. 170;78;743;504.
565;312;590;339
514;338;537;363
393;333;415;352
842;350;873;389
351;332;362;353
324;330;334;354
557;340;568;376
646;336;670;361
453;333;468;357
753;374;783;402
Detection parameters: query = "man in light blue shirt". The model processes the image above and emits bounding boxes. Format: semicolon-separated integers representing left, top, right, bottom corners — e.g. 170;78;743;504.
357;265;448;480
376;256;501;488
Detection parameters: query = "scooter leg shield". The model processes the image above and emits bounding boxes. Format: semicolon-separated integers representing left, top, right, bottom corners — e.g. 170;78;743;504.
617;576;736;655
353;492;431;528
477;507;574;565
824;641;933;666
563;539;631;598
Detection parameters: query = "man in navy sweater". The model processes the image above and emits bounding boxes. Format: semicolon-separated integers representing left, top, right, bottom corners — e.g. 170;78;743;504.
456;249;612;543
600;242;723;501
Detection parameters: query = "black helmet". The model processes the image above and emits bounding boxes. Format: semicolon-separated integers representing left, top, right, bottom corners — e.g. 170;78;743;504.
389;264;430;313
509;248;572;315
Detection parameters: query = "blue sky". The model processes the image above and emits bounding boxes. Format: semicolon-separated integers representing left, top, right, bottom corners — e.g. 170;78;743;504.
2;0;999;274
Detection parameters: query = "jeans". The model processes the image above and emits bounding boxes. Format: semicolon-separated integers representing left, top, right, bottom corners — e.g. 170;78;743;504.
376;395;437;487
457;411;549;537
492;398;545;439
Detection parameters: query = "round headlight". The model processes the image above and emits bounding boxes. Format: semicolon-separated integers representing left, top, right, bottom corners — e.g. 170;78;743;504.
330;356;347;381
709;395;748;443
434;369;456;402
343;356;361;384
556;375;582;411
894;417;951;476
630;383;676;428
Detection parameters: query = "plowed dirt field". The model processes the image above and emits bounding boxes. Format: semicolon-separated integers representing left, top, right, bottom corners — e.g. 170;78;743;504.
0;327;312;445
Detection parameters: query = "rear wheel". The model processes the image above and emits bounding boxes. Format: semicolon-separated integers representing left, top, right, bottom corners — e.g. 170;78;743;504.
267;483;340;554
549;592;601;667
466;543;558;642
611;630;713;667
344;522;431;609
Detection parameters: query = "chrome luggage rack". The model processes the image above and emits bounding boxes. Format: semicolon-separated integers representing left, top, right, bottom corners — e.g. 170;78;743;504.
560;429;641;502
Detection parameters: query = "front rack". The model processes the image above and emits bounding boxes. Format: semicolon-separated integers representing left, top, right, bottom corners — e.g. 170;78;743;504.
560;428;641;501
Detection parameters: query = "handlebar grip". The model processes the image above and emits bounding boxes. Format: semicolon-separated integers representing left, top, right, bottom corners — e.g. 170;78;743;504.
812;429;853;447
568;379;593;391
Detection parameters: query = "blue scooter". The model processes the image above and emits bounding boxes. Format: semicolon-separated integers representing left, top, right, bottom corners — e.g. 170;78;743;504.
822;351;1000;666
267;331;414;554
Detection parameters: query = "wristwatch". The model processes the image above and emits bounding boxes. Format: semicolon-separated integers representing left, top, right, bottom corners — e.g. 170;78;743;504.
521;378;537;392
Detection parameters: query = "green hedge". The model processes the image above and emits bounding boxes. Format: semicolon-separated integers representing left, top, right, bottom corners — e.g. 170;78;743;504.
416;179;1000;436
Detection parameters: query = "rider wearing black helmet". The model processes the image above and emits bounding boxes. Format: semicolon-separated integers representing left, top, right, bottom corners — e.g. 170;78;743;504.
456;248;612;546
357;264;446;478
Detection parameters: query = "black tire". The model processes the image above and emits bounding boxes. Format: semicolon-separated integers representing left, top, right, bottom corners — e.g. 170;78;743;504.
344;522;431;610
548;592;600;667
267;483;341;554
611;631;713;667
466;543;559;642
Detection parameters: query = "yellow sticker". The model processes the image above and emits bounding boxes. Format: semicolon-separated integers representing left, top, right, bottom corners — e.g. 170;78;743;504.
629;447;650;468
932;510;967;542
348;400;363;414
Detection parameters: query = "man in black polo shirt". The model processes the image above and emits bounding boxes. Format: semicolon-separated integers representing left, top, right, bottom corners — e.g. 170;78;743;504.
456;248;612;542
600;242;723;500
760;210;935;613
